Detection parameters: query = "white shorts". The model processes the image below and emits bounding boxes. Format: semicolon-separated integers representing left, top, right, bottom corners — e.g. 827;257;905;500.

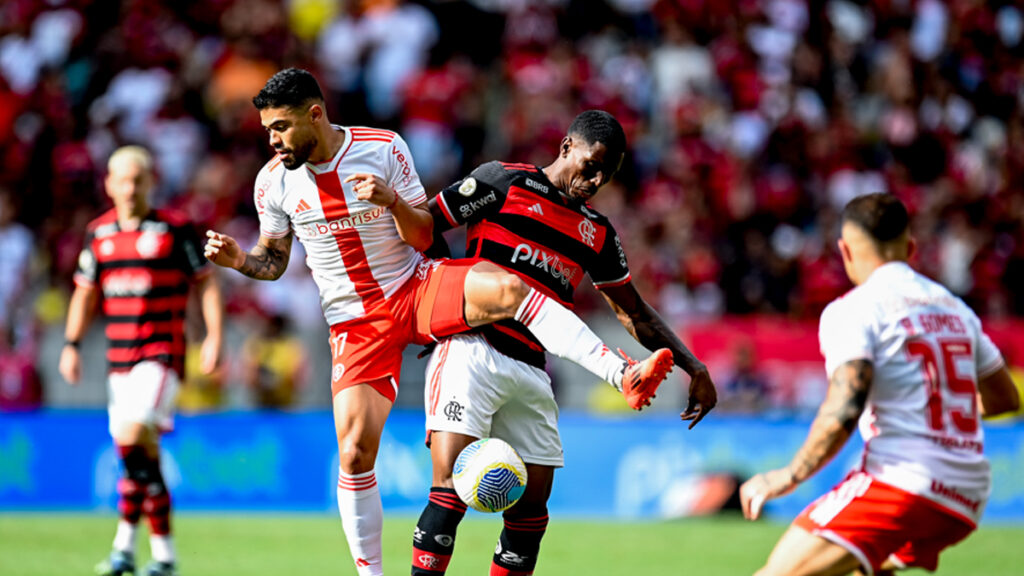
425;333;564;467
107;361;180;439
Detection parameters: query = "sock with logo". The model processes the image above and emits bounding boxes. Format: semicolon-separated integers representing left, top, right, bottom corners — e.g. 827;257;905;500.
337;469;384;576
489;512;548;576
514;288;626;388
411;487;468;575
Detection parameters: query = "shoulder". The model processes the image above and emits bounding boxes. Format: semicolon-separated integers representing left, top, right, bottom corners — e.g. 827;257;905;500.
86;209;118;234
259;154;286;177
151;208;192;229
495;160;541;175
579;201;612;226
348;126;399;145
820;286;870;327
470;160;538;189
255;156;287;200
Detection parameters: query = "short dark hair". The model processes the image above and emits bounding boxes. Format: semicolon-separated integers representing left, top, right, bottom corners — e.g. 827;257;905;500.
842;193;909;243
253;68;324;110
567;110;627;160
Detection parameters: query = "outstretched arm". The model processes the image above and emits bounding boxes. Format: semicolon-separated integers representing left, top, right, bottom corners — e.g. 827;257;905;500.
600;282;717;427
205;231;293;281
739;359;874;520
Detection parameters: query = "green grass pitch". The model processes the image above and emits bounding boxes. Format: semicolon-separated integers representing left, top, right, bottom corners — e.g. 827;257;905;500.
1;514;1022;575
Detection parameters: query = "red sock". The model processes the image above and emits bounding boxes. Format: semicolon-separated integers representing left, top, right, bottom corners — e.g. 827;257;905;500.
116;446;146;525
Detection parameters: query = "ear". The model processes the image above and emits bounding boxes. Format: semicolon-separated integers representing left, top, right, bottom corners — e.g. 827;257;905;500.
838;238;852;264
309;103;323;123
560;137;572;158
907;235;917;260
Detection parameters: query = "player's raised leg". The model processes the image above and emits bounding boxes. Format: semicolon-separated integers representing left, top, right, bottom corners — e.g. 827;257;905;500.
460;261;672;408
754;526;863;576
333;384;392;576
411;431;476;576
490;464;553;576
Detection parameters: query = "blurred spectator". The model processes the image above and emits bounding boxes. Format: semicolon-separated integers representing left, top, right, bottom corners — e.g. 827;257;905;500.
240;313;306;409
717;340;770;414
0;188;33;337
0;327;42;412
3;0;1024;413
176;342;227;413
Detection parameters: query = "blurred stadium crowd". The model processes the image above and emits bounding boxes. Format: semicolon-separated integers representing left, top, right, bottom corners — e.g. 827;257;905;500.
1;0;1023;411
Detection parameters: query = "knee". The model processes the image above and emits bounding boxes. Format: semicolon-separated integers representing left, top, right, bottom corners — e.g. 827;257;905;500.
504;496;548;520
492;273;530;317
337;438;376;473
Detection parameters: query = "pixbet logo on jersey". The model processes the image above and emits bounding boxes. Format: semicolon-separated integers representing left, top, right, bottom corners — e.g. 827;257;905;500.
510;244;579;289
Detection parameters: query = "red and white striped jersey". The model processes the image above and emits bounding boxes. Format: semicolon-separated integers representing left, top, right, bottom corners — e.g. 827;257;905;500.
254;126;428;325
819;262;1005;525
74;208;209;378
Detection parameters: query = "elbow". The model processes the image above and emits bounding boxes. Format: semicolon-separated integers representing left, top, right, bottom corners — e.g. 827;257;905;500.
409;233;434;252
995;392;1021;417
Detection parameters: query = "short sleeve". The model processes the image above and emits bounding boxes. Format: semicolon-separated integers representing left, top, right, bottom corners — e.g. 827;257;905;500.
387;134;427;207
591;224;631;289
819;297;875;378
73;231;98;287
254;168;290;239
434;161;507;228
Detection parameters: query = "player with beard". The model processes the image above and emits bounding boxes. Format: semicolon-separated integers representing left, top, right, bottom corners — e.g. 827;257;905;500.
410;110;718;576
203;69;675;576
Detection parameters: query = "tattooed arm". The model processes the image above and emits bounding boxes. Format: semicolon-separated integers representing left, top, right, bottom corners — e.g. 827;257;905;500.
739;359;874;520
204;231;293;281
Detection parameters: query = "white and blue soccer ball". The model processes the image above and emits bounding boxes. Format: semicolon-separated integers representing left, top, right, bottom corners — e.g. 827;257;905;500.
452;438;528;513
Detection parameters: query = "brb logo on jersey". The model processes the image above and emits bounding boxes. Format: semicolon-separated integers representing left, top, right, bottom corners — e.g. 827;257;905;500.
578;218;597;247
511;243;580;289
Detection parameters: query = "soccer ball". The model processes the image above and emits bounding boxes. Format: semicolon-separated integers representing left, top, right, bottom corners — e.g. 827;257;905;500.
452;438;528;513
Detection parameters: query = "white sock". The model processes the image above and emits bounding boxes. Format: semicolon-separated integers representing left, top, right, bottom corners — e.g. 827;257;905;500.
337;470;383;576
149;534;175;564
515;288;627;388
112;520;137;554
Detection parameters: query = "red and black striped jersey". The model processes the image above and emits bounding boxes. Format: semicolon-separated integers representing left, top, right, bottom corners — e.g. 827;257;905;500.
435;160;631;368
74;208;210;377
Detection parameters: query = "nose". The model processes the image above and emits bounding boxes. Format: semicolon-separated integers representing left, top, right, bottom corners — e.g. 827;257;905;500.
269;132;282;149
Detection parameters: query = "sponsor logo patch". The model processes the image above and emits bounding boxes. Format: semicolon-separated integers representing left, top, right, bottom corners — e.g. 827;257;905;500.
458;177;477;196
458;190;497;219
510;243;579;289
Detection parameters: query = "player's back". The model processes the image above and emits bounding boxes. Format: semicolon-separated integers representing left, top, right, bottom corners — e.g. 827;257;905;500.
820;261;1004;524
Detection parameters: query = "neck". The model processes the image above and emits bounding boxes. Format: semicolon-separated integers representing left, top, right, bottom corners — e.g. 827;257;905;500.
855;256;902;285
117;208;146;231
542;163;569;198
310;124;345;164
